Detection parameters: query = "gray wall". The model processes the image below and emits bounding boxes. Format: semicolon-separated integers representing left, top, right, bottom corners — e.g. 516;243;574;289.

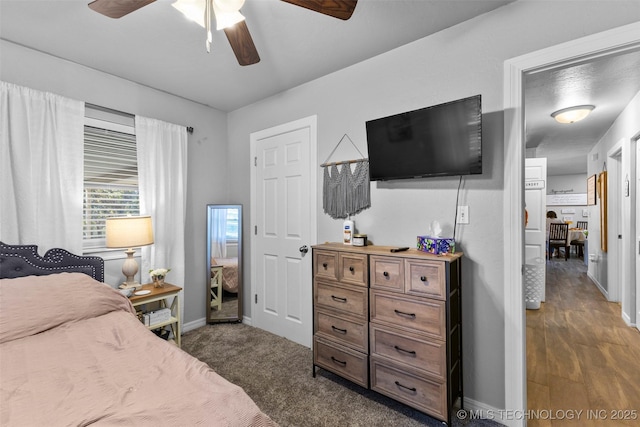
546;174;589;225
587;90;640;318
226;0;640;411
0;39;228;325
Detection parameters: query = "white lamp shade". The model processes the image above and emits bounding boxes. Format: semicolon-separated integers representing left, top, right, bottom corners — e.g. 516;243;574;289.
106;216;154;249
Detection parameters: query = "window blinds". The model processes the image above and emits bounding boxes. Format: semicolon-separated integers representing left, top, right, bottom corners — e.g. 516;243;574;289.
83;125;139;246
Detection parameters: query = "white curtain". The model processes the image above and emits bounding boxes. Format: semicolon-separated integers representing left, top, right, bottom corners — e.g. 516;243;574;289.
0;81;84;253
211;209;228;259
135;116;188;289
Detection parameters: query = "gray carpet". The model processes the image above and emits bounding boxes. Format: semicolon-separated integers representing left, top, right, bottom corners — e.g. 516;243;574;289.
181;323;503;427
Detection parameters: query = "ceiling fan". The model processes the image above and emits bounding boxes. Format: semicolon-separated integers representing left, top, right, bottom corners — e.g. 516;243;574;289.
87;0;358;66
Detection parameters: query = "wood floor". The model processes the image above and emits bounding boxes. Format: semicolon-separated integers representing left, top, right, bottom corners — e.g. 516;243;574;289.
526;256;640;427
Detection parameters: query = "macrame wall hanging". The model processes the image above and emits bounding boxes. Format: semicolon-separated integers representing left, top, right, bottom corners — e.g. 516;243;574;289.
321;134;371;219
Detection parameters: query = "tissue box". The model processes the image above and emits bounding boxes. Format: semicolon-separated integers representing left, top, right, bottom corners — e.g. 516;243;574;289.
417;235;455;255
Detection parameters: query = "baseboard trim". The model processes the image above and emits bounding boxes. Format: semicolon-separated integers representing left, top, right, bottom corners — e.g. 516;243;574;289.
621;311;636;327
587;271;609;300
463;397;520;427
183;317;207;333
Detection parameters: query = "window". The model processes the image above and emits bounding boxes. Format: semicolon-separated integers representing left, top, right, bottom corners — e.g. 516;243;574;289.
225;208;239;240
83;117;139;249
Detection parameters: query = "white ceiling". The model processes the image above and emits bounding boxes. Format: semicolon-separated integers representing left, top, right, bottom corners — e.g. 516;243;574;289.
2;0;639;176
525;48;640;176
0;0;514;111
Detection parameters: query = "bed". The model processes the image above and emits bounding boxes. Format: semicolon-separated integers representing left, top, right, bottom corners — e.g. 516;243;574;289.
0;241;277;426
211;257;239;293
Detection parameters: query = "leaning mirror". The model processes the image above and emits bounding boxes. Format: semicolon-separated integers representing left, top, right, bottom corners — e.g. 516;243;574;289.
206;204;242;323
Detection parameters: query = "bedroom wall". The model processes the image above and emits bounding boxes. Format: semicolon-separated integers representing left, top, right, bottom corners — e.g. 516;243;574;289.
226;1;640;412
0;39;228;325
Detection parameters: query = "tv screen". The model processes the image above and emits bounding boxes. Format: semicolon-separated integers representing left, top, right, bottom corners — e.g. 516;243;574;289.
365;95;482;181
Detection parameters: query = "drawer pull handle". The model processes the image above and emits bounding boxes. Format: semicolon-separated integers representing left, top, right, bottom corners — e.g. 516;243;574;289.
322;263;328;269
395;381;417;393
383;271;389;277
394;309;416;319
394;345;416;356
420;276;427;282
331;295;347;303
331;356;347;366
349;266;355;273
331;325;347;334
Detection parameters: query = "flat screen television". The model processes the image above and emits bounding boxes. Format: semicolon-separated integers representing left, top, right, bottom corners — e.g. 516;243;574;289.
365;95;482;181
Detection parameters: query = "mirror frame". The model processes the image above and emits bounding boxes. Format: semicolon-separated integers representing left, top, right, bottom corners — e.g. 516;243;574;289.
206;204;243;323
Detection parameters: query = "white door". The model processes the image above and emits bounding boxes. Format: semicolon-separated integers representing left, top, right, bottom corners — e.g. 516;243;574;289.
250;116;317;348
525;157;547;301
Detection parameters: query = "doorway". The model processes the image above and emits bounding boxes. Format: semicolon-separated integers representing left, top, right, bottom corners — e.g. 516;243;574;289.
249;115;318;348
608;144;623;303
503;23;640;427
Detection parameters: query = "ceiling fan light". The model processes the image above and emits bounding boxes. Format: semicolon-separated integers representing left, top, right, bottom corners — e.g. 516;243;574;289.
214;0;245;13
172;0;206;28
212;0;245;30
214;9;246;30
551;105;595;124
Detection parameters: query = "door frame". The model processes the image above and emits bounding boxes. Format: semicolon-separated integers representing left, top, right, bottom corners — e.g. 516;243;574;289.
503;22;640;427
634;132;640;331
607;142;623;303
249;115;318;331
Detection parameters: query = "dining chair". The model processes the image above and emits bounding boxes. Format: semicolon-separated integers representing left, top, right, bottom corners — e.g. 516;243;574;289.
548;222;570;261
572;221;588;257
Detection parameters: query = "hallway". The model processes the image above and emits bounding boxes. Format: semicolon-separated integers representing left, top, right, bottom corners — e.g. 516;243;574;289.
526;257;640;426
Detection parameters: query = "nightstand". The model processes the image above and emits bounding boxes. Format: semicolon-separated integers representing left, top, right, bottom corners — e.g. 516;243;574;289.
129;283;182;348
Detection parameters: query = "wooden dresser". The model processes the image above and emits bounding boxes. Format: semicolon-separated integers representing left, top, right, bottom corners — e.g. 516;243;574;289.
312;243;462;425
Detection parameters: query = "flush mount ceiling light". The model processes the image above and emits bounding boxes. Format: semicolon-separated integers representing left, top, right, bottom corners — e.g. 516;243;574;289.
551;105;595;124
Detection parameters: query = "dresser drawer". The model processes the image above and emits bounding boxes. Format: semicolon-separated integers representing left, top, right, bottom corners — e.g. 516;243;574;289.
405;259;446;300
314;250;338;281
315;281;368;318
370;256;404;292
315;309;368;352
370;291;446;339
370;323;445;379
370;357;447;421
338;253;368;287
314;337;368;388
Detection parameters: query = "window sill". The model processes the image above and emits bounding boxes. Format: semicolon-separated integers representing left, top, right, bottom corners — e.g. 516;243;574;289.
83;247;142;261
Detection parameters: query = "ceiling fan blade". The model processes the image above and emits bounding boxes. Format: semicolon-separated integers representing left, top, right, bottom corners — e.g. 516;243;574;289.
88;0;156;19
224;20;260;66
281;0;357;20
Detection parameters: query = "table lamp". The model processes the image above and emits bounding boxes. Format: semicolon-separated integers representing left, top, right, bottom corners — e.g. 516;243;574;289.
106;215;154;289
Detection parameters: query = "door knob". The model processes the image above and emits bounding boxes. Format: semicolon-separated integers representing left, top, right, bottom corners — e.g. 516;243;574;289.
299;245;309;254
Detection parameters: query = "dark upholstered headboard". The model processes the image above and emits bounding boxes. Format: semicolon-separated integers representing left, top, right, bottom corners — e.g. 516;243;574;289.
0;242;104;282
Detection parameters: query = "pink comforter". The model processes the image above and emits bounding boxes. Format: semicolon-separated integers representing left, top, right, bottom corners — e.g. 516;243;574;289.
0;273;276;426
212;258;239;293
